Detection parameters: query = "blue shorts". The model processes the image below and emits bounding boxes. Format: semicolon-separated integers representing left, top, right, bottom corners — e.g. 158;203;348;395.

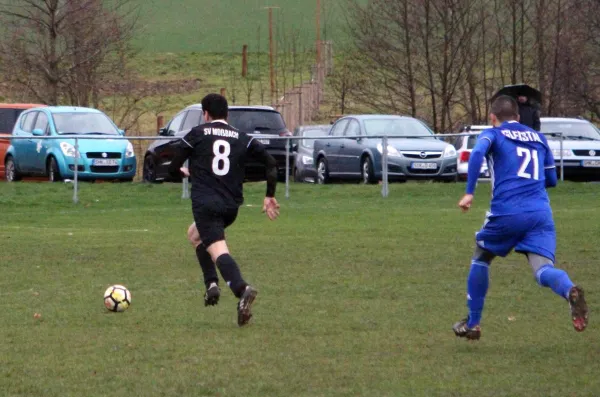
475;211;556;262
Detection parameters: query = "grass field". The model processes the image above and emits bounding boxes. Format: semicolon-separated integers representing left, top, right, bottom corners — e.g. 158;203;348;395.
132;0;351;53
1;181;598;396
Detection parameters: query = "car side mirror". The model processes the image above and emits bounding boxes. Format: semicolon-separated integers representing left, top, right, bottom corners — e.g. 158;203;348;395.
32;128;44;136
291;143;298;151
118;129;126;136
159;127;168;136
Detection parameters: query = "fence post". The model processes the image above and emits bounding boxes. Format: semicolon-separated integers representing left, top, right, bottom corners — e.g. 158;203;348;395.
285;138;290;199
560;134;564;182
156;116;164;133
381;136;389;198
182;160;190;199
73;138;79;204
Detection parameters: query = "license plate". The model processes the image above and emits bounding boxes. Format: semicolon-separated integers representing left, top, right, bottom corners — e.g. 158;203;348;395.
257;139;270;145
582;160;600;167
411;162;437;170
93;159;118;166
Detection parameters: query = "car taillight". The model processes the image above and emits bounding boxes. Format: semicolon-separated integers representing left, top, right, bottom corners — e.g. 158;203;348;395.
279;130;292;137
459;151;470;162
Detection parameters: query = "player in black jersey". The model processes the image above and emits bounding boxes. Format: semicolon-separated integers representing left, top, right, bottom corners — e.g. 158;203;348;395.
168;93;280;327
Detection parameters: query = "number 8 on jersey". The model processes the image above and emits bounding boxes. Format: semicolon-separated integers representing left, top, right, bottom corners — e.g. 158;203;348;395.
212;139;231;176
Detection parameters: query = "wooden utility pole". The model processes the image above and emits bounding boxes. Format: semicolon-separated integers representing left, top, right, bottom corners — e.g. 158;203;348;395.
242;44;248;77
263;6;279;103
316;0;321;66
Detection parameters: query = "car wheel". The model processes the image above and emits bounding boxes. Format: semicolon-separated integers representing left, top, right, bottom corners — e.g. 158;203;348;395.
361;157;377;184
5;156;21;182
47;157;62;182
143;155;159;183
317;158;329;184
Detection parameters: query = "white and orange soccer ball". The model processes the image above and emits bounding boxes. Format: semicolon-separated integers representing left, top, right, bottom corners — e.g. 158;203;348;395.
104;285;131;312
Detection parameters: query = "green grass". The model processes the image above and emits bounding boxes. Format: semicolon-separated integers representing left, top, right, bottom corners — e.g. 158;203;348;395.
132;0;351;53
0;181;598;396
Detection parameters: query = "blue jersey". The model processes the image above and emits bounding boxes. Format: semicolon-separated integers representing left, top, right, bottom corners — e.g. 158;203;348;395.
470;121;555;215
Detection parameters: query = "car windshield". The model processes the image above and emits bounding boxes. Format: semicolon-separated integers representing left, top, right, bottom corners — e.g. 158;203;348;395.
53;112;119;135
541;121;600;141
364;118;434;138
301;129;328;148
228;109;285;133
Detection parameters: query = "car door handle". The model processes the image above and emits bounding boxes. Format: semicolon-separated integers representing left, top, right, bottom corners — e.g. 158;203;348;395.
326;143;331;147
340;144;345;148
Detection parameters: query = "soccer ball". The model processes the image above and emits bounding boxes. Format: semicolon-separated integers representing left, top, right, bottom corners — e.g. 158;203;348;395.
104;285;131;312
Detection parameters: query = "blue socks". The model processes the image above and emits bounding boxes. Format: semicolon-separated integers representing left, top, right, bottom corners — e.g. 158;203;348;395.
536;265;574;299
466;261;489;328
464;262;575;328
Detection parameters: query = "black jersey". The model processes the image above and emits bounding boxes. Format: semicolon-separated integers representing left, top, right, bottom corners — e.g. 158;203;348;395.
168;120;277;205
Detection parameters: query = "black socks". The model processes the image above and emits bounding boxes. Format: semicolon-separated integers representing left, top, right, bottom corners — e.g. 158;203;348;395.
196;245;218;288
216;253;247;298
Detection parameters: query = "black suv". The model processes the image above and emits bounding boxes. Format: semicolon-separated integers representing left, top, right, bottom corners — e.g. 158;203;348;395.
142;105;292;182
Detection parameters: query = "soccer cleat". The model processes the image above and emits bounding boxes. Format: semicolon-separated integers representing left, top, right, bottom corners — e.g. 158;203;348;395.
568;286;588;332
453;318;481;340
237;285;258;327
204;282;220;307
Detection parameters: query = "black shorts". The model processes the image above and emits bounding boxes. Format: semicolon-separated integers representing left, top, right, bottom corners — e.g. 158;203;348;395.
192;196;239;248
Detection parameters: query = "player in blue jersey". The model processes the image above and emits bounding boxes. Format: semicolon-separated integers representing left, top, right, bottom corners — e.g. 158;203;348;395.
453;95;588;340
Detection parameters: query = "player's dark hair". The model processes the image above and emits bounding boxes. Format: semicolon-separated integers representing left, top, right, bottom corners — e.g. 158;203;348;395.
201;93;228;120
491;95;519;122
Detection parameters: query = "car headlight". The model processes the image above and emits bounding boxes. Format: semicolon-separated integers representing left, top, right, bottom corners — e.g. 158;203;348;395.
60;142;80;158
301;155;313;165
552;149;574;157
443;145;457;158
126;142;135;158
376;144;402;157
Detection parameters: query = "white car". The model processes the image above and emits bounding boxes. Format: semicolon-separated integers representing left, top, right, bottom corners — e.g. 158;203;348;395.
540;117;600;180
453;125;491;181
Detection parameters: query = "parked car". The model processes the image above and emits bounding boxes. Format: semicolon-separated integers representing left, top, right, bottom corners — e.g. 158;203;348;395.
143;104;292;183
5;106;135;182
0;103;46;179
540;117;600;180
292;124;330;183
453;125;491;181
313;115;457;184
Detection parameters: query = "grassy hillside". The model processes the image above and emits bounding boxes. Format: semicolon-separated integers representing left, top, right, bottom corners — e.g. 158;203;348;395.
132;0;350;53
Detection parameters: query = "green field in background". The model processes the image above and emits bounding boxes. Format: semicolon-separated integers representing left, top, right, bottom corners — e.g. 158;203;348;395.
132;0;350;53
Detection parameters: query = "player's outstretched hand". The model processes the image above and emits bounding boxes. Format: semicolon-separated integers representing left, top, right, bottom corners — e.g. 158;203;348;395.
262;197;280;220
180;167;190;177
458;194;473;213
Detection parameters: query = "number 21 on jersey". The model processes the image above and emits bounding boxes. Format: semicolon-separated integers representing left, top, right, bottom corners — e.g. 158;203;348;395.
212;139;231;176
517;147;539;180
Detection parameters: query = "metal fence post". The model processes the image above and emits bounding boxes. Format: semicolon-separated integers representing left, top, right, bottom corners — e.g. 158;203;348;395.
285;137;290;199
73;138;79;204
560;134;564;182
182;160;190;199
381;135;389;198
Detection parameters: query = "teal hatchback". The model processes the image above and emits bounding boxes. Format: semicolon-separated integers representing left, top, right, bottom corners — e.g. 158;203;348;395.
4;106;136;182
